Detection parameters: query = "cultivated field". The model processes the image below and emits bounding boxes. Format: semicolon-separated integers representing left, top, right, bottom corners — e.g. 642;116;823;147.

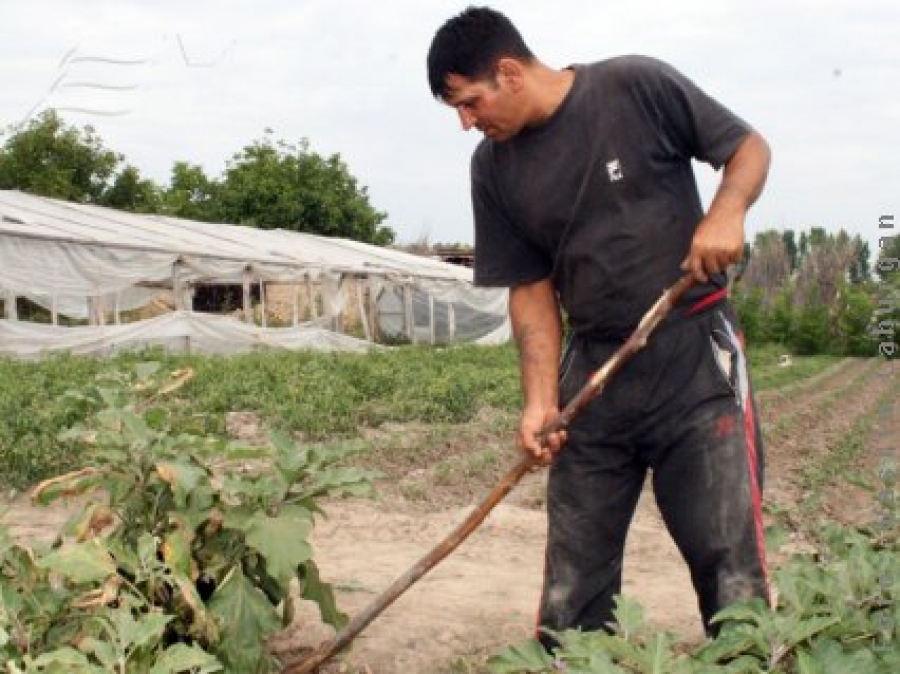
0;346;896;673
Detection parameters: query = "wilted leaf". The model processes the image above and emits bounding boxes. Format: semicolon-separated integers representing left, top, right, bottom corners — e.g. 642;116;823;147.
72;575;122;609
159;368;195;395
171;574;219;643
31;468;103;506
67;503;117;541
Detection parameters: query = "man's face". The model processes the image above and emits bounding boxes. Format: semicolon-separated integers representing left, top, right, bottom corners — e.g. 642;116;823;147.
442;71;525;142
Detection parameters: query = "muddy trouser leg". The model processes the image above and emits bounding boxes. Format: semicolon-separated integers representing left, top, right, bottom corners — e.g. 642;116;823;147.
649;307;769;633
537;337;647;650
537;305;769;649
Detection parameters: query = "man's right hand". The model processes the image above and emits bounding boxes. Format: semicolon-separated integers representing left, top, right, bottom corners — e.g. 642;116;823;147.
509;278;566;465
518;404;567;465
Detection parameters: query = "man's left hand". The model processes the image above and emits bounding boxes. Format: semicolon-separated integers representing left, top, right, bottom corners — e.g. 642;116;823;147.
682;212;745;283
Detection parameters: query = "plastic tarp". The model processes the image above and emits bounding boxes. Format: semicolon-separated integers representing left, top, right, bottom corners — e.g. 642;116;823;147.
0;190;510;357
0;311;374;359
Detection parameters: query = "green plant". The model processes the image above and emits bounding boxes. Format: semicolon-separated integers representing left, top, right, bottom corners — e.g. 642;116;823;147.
0;363;378;673
487;497;899;673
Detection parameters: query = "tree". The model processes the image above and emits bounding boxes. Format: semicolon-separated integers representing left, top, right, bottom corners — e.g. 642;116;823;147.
836;285;877;356
876;228;900;285
0;110;120;202
162;161;221;222
740;230;791;307
217;137;394;245
848;236;870;284
782;229;799;271
100;165;162;213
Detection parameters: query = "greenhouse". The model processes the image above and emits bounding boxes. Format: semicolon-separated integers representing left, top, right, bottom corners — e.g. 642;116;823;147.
0;190;509;358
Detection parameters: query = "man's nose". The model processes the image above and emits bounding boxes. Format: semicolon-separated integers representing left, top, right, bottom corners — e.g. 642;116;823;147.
457;108;476;131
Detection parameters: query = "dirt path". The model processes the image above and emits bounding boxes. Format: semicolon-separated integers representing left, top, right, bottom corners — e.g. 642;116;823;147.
2;358;896;674
274;357;897;673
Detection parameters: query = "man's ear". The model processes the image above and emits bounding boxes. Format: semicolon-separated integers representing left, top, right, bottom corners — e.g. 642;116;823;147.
496;57;526;92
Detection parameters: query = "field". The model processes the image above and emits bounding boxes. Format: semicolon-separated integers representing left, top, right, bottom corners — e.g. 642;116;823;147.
0;344;896;672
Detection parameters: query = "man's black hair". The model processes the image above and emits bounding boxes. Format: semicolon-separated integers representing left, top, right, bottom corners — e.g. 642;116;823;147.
427;6;535;99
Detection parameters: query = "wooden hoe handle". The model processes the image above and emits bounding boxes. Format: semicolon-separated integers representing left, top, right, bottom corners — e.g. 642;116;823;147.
282;273;696;673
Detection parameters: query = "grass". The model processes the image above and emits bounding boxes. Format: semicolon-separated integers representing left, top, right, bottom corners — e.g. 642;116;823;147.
746;343;844;391
0;341;867;489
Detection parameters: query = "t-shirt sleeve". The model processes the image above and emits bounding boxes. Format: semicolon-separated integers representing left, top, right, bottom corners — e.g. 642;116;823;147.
640;58;752;170
470;148;553;288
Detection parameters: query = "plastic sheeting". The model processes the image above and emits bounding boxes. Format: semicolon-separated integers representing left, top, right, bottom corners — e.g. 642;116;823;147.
0;190;510;357
0;311;375;359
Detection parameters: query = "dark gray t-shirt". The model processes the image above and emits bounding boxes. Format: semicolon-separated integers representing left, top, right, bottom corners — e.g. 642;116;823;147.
471;55;751;339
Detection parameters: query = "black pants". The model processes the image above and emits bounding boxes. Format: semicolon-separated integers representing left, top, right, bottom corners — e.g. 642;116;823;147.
538;303;769;646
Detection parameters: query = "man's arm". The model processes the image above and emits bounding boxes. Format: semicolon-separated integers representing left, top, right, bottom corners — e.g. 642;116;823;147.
683;131;771;282
509;277;566;464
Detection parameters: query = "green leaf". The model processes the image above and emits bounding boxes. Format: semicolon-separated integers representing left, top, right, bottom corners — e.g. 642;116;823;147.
78;637;118;669
243;507;312;586
711;597;771;627
105;607;171;652
796;648;825;674
156;460;209;506
207;567;281;672
610;594;644;640
694;623;763;663
161;528;193;578
783;615;842;650
644;632;677;674
487;638;554;673
150;643;223;673
298;560;347;630
807;638;881;674
30;646;106;673
37;541;116;584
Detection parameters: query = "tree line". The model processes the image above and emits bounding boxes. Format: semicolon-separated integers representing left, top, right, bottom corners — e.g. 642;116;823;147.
0;110;394;245
732;227;898;357
2;111;896;356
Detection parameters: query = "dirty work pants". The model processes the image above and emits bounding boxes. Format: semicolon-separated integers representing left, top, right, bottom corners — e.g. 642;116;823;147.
538;303;769;648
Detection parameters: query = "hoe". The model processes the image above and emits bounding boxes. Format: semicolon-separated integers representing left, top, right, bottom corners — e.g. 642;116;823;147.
282;273;696;673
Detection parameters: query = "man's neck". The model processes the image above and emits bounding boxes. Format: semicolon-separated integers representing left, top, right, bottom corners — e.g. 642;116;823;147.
527;65;576;126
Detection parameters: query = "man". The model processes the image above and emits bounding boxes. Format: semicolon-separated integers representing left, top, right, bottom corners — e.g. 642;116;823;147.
427;6;771;650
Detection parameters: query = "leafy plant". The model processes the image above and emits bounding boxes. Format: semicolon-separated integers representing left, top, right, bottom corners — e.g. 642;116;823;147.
0;363;378;672
487;496;899;673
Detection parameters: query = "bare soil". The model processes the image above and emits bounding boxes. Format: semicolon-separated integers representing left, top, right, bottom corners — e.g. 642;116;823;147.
3;358;897;674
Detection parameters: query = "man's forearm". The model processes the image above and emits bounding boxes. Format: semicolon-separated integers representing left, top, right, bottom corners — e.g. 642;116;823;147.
708;131;771;219
509;278;563;410
683;131;771;281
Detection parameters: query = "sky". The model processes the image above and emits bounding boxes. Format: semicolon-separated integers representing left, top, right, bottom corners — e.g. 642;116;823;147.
1;0;898;255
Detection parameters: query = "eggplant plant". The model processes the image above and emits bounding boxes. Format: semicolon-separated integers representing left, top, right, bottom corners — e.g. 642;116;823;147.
0;363;377;673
